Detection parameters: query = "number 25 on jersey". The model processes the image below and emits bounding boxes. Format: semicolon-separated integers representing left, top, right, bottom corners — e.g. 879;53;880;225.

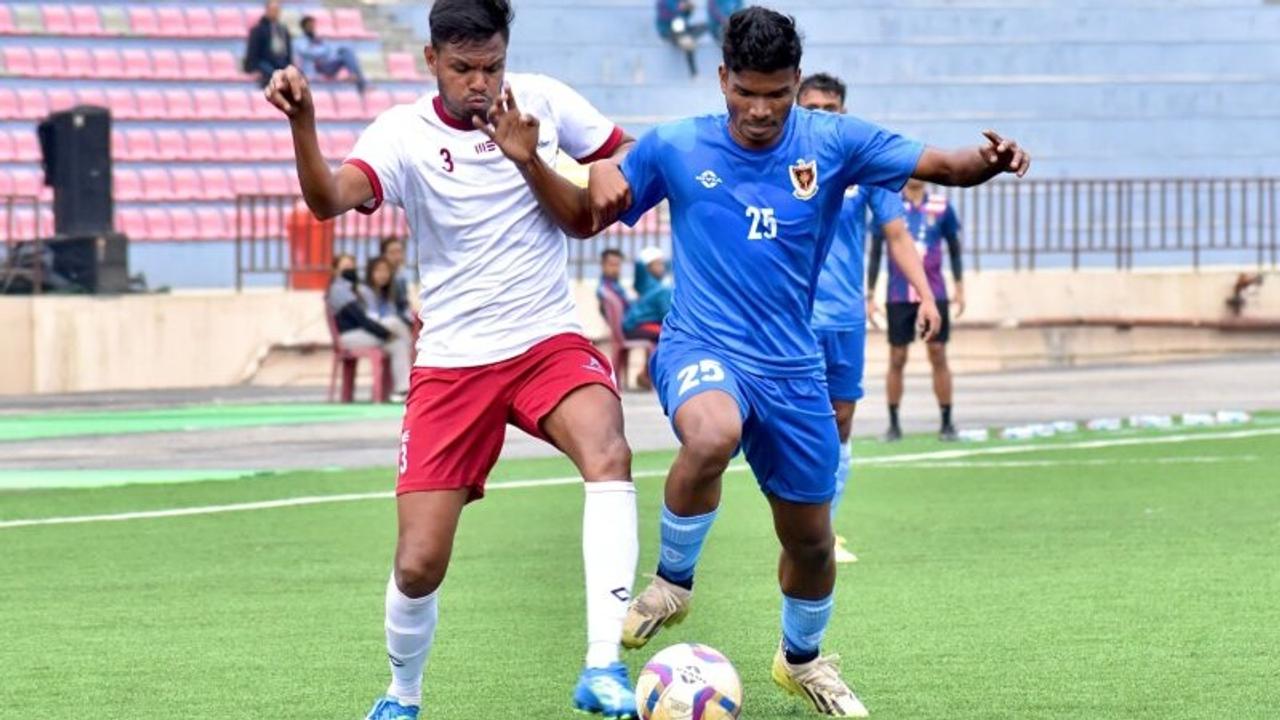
745;206;777;241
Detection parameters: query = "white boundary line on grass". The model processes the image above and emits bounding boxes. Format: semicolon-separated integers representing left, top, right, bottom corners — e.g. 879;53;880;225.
1;426;1276;531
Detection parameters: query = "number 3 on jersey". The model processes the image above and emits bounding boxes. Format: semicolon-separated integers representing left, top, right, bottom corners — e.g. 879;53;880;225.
746;206;777;241
677;359;726;396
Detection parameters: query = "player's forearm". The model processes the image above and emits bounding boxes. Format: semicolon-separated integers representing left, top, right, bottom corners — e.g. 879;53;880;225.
516;155;597;239
289;114;344;220
886;232;936;304
916;146;1002;188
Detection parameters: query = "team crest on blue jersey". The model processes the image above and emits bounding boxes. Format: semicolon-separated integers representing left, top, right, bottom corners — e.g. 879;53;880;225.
789;159;818;200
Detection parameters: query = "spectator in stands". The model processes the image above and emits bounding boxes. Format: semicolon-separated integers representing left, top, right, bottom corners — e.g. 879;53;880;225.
633;245;669;298
655;0;706;76
623;247;672;342
244;0;293;88
597;247;631;318
297;15;368;95
707;0;743;42
378;237;411;314
327;254;411;402
365;256;415;329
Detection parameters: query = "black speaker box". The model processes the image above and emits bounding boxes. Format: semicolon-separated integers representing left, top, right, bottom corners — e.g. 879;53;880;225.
38;105;114;237
37;233;130;294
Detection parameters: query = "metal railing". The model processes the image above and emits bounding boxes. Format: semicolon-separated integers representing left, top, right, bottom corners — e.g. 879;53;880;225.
0;195;47;294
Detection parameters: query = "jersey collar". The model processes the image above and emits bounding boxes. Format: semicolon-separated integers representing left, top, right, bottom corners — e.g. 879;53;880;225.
432;96;480;132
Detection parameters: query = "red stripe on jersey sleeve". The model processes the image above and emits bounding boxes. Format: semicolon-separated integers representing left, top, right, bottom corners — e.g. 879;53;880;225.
575;126;625;164
343;159;383;215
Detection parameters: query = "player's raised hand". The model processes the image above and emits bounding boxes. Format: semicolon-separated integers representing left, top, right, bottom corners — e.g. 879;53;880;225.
587;160;633;231
263;66;313;120
918;298;942;342
475;88;540;167
981;130;1030;178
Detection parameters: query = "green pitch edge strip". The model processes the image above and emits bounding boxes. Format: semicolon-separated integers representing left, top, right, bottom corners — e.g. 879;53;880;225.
0;469;270;491
0;403;404;443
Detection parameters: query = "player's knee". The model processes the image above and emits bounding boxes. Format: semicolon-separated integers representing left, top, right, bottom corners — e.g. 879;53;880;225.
682;423;739;472
889;351;908;371
927;345;949;369
786;532;834;570
579;431;632;481
394;545;449;597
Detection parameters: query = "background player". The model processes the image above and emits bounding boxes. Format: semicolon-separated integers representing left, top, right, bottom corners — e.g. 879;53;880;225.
796;73;941;564
868;178;966;442
481;7;1028;716
263;1;641;718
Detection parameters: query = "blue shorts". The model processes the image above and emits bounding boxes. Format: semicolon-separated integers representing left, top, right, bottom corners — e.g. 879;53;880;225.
650;335;840;504
815;327;866;403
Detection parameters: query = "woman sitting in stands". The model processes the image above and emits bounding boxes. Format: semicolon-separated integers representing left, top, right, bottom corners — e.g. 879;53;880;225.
365;255;416;330
326;254;411;402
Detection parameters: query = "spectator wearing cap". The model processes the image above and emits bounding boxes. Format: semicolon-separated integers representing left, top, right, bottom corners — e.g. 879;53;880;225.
624;247;673;342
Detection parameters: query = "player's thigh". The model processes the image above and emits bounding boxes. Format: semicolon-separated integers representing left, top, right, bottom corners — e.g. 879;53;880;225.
831;400;856;441
394;487;471;593
933;299;952;345
886;303;919;347
398;366;507;500
539;383;631;481
653;340;747;460
820;329;865;404
740;375;840;504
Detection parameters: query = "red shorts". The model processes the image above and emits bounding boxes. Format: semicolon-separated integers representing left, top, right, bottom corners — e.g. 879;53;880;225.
396;333;618;500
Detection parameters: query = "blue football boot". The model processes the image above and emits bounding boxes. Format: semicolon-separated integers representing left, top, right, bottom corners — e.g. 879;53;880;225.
364;695;420;720
572;662;638;719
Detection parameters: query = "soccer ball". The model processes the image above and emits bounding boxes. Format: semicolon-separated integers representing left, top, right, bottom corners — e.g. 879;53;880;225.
635;643;743;720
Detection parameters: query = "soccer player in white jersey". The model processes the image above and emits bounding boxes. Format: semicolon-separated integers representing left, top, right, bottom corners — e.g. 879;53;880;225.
264;2;640;718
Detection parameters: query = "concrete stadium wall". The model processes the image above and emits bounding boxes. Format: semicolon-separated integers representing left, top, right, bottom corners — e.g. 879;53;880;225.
2;269;1277;395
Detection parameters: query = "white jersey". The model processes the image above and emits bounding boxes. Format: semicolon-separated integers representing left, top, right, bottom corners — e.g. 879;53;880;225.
345;72;623;367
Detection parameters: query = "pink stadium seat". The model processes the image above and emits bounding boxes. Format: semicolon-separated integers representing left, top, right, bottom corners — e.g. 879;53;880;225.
183;7;215;37
170;208;199;240
69;5;104;36
258;167;290;195
11;169;43;197
63;48;92;78
134;89;167;118
125;129;159;161
118;210;147;240
191;88;224;119
323;129;356;159
113;169;142;201
195;207;229;239
386;53;419;80
0;131;13;162
270;129;293;160
248;92;276;120
0;171;15;198
163;88;195;119
178;49;210;78
242;129;277;160
41;5;75;35
214;129;247;160
48;88;76;113
91;48;123;78
156;7;186;37
0;6;14;35
362;89;393;117
228;167;261;195
16;89;48;120
110;129;127;158
197;168;232;199
0;89;15;120
105;89;137;120
332;8;371;38
310;89;336;119
121;48;150;78
144;208;173;239
154;128;187;160
3;47;35;77
212;6;246;37
207;49;241;80
219;88;251;119
12;130;38;161
74;87;107;109
127;6;159;36
184;129;216;160
310;9;335;36
393;90;420;106
151;48;181;79
334;91;365;121
32;47;68;78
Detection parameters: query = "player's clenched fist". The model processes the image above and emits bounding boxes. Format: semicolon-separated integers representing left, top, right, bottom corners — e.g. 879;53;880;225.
588;160;633;230
264;66;314;119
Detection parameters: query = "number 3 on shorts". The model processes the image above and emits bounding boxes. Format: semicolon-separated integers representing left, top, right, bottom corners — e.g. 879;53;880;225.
677;359;726;396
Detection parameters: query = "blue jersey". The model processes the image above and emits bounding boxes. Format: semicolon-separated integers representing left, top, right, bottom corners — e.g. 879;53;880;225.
619;108;924;376
811;185;904;330
884;194;960;303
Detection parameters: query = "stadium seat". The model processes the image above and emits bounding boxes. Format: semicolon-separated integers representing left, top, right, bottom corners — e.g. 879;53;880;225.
386;53;420;80
179;49;210;78
98;5;129;35
212;6;246;37
156;7;187;37
74;87;107;109
393;90;420;106
310;8;335;36
120;48;150;78
113;168;142;201
323;128;356;159
105;88;138;120
69;5;104;36
125;129;159;161
2;47;35;77
197;167;232;199
258;167;292;195
144;207;173;240
164;88;196;119
63;47;92;78
118;209;146;239
127;6;159;36
0;131;13;162
110;129;127;159
8;168;43;197
151;48;181;79
228;167;261;195
207;49;242;80
17;89;47;119
13;129;38;161
214;128;247;160
154;128;187;161
32;47;67;77
195;207;230;239
91;48;123;78
184;7;216;37
243;128;277;160
334;91;365;120
363;89;393;117
0;6;13;35
134;88;166;119
191;88;224;119
219;88;251;119
184;128;216;160
12;5;42;34
248;93;277;120
332;8;372;38
357;51;388;81
47;88;75;114
310;89;336;119
41;5;75;35
0;89;15;120
170;208;199;240
270;130;294;160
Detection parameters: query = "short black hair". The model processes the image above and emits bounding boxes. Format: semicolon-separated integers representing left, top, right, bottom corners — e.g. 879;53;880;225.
600;248;624;262
799;73;846;104
722;7;803;75
380;236;404;254
430;0;514;47
300;14;315;26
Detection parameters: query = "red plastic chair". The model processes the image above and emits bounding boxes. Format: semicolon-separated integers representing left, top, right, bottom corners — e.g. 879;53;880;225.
32;47;67;78
69;5;103;36
178;49;210;78
197;167;232;199
151;48;181;79
163;88;195;119
219;88;251;119
91;48;123;78
3;47;35;76
16;88;48;120
207;50;241;80
184;128;216;160
0;6;14;35
120;48;150;78
125;128;159;160
191;88;224;119
170;168;200;198
599;289;654;390
183;7;215;37
141;168;173;200
41;5;74;35
113;168;142;200
325;298;392;403
386;52;419;80
211;6;246;37
63;47;92;78
127;6;159;36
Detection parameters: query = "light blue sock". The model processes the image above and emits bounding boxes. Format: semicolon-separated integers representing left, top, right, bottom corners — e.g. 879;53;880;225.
655;504;718;587
830;441;852;521
781;593;834;662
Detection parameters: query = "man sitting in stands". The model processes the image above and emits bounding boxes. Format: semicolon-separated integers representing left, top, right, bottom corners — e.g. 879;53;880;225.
297;14;369;94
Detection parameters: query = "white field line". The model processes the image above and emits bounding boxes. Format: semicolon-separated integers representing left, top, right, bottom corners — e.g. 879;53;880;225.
880;455;1258;470
2;426;1275;531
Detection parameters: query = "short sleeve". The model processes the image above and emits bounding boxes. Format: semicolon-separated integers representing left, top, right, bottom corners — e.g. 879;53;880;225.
838;115;925;193
344;111;406;214
617;130;668;227
866;186;905;229
537;75;625;163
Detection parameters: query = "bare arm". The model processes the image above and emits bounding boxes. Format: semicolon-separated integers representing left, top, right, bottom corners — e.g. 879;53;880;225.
912;130;1030;188
264;66;374;219
883;218;942;341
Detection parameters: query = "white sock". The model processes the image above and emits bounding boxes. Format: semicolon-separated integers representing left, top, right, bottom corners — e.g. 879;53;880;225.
384;574;439;706
583;480;639;668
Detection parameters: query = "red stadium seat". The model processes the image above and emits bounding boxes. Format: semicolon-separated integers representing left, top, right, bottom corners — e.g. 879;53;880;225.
0;131;14;162
10;169;42;197
74;87;107;109
118;209;147;240
0;89;15;120
362;89;393;117
219;88;251;119
178;49;210;78
386;53;419;81
32;47;67;78
195;207;230;239
334;91;365;120
134;89;166;118
47;88;75;113
91;48;123;78
0;6;14;35
393;90;420;106
228;167;261;195
323;129;356;159
2;47;35;76
184;129;216;160
69;5;103;36
270;129;294;160
144;207;173;239
190;88;224;119
310;8;335;36
163;89;195;119
197;167;232;199
258;167;292;195
310;89;336;119
105;88;138;120
183;7;215;37
120;48;150;78
214;129;247;160
110;129;127;158
248;92;277;120
150;48;181;79
207;49;242;80
113;168;142;201
156;7;186;37
170;208;199;240
63;48;92;78
212;6;246;37
13;130;38;161
0;171;15;199
125;129;159;161
41;5;75;35
127;6;158;36
243;128;278;160
16;89;48;120
154;128;187;160
332;8;371;38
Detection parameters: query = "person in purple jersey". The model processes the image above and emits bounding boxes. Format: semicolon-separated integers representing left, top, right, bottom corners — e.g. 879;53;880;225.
868;178;966;442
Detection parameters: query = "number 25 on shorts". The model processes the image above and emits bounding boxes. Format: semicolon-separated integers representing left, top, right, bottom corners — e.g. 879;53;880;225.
677;359;726;396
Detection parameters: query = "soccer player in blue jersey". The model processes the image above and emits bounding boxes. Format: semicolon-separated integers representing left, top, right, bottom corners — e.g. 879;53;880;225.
796;72;941;564
867;178;966;442
478;6;1028;715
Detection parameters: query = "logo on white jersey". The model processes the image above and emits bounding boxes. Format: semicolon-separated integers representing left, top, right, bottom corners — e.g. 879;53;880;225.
695;170;723;189
474;140;498;155
789;158;819;200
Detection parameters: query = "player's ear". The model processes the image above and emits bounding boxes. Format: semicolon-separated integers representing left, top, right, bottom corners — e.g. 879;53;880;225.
718;65;729;96
424;45;437;77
